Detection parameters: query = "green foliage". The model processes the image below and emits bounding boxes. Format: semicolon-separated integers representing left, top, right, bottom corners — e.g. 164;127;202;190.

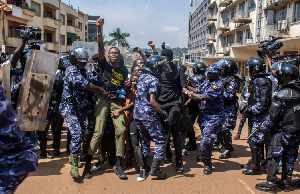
108;28;130;47
23;6;36;12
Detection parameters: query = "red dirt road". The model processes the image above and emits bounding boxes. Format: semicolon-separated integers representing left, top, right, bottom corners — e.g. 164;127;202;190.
15;118;300;194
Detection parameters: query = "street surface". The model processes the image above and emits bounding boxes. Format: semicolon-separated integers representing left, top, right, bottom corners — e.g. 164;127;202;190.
15;118;300;194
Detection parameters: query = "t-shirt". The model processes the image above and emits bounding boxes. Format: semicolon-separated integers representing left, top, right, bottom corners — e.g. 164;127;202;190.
158;63;186;108
98;58;128;92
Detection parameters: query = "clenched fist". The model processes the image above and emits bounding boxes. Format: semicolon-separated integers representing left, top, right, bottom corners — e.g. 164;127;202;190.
96;18;104;27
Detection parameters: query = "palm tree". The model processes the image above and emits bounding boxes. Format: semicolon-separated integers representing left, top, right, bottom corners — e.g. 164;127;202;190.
107;28;130;47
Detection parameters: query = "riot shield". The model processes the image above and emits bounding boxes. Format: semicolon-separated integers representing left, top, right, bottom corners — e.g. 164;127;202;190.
0;61;11;103
16;50;59;131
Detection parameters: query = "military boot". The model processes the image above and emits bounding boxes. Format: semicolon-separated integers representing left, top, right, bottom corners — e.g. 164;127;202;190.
150;158;167;179
243;148;260;175
69;155;80;179
203;158;212;175
82;154;93;179
219;129;233;159
255;158;278;192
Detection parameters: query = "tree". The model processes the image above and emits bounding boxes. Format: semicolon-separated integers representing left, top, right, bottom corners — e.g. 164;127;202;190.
107;28;130;47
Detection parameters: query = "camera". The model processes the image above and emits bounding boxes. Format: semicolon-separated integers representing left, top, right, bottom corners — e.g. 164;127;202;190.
20;25;42;40
272;53;300;67
257;36;283;57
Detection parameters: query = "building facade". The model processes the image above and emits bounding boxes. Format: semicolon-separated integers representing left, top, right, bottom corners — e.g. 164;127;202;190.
85;15;100;42
0;0;87;54
186;0;300;78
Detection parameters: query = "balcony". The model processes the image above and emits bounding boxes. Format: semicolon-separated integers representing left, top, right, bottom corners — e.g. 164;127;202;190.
207;21;216;27
217;21;230;31
7;37;22;48
218;0;232;7
220;24;250;36
206;34;216;42
75;27;80;33
264;22;289;37
7;5;35;22
45;42;57;51
208;0;217;9
43;17;59;29
66;26;76;34
232;11;252;23
264;0;293;10
215;46;230;55
207;13;217;21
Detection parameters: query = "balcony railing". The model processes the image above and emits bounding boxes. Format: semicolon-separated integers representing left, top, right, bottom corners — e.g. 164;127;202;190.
232;10;252;23
207;13;217;21
265;22;289;37
218;0;232;7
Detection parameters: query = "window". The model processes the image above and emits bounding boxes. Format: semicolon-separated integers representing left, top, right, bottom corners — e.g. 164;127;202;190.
31;1;40;16
246;30;253;39
60;35;65;45
60;14;65;25
237;31;243;44
67;20;72;26
78;22;82;31
46;33;52;42
294;1;300;22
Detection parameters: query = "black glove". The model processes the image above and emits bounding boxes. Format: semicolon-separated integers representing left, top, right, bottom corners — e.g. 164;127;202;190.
243;107;252;117
159;110;176;125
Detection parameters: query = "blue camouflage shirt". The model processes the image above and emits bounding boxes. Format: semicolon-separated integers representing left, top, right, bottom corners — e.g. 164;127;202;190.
60;65;96;116
196;78;224;115
134;73;160;120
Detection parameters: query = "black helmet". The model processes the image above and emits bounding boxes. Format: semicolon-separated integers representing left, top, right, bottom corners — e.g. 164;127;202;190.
193;62;207;75
277;63;299;85
217;59;238;75
246;57;266;75
145;55;171;75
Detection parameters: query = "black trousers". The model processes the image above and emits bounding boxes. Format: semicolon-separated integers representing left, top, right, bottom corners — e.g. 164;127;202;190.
161;105;182;161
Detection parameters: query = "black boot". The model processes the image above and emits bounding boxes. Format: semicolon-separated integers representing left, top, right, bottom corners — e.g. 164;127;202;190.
113;157;127;179
243;148;260;175
82;154;93;179
213;131;223;152
219;129;233;159
53;148;60;156
150;158;167;179
278;162;293;191
240;159;252;169
255;158;278;192
203;158;212;175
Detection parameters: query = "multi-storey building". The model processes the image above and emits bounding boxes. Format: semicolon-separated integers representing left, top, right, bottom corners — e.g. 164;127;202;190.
186;0;300;78
85;15;100;42
0;0;87;54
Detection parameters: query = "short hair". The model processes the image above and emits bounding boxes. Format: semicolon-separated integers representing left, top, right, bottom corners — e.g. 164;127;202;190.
130;73;140;82
131;64;140;74
108;47;120;55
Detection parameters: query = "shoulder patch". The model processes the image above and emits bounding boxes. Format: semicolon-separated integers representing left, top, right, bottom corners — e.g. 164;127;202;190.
212;85;217;89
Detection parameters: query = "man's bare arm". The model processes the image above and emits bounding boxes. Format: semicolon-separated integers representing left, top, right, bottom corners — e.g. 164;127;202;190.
97;18;105;62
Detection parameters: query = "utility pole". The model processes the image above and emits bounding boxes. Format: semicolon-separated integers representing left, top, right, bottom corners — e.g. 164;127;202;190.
58;0;61;54
1;6;6;53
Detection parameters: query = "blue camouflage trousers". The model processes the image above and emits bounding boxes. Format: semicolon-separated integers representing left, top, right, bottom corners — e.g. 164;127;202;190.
268;132;300;177
135;117;166;160
0;174;28;194
64;108;95;155
200;114;223;159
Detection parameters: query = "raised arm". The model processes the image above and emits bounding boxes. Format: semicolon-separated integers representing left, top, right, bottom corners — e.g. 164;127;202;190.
133;47;147;63
148;41;158;55
10;39;28;68
97;18;105;62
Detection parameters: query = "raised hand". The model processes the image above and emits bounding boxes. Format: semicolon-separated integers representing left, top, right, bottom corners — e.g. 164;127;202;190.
148;41;155;48
133;47;141;53
96;18;104;27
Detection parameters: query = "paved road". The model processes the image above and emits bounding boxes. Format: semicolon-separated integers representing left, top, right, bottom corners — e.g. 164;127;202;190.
15;118;300;194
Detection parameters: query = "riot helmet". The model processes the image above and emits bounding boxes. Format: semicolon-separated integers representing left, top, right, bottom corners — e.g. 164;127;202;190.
145;55;171;77
217;59;238;75
276;63;299;85
246;57;266;76
193;62;207;75
69;47;91;65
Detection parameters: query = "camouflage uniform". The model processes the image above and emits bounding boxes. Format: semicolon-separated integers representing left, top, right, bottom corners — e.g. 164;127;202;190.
197;77;224;160
134;73;166;160
59;65;96;156
0;85;38;193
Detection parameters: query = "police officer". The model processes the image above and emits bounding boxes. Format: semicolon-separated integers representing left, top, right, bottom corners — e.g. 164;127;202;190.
185;62;207;151
187;63;224;175
242;57;272;175
218;59;240;159
255;63;300;192
59;47;108;179
134;55;175;180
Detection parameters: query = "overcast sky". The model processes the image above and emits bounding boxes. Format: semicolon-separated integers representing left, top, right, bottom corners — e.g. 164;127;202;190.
61;0;191;48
